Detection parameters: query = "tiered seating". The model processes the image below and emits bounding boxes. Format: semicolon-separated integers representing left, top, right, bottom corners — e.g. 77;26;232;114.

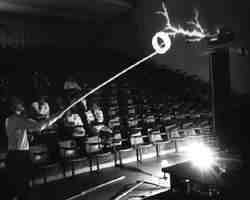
0;64;216;185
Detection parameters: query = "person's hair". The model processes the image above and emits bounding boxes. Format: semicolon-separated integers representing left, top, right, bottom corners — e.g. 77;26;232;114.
38;95;47;102
66;75;75;81
91;102;101;110
9;96;25;112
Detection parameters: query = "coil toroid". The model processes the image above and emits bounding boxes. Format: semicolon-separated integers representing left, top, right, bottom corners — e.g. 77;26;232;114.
152;31;172;54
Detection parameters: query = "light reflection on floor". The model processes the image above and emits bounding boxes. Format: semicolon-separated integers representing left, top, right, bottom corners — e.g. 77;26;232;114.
29;151;241;200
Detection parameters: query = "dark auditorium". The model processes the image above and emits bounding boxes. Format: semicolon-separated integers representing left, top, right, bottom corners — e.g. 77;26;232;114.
0;0;250;200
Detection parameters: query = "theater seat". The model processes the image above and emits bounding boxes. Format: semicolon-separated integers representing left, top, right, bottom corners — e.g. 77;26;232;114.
85;136;112;172
149;130;171;158
116;145;134;166
30;145;61;184
58;140;88;177
130;132;152;163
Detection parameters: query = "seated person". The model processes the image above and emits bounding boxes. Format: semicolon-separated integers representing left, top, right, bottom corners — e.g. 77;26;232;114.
85;103;112;134
63;109;86;152
64;75;82;91
85;103;113;149
54;96;66;112
31;95;50;120
64;75;82;100
64;109;86;137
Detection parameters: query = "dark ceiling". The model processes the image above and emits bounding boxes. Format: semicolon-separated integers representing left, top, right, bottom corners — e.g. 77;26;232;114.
1;0;250;94
0;0;137;49
0;0;134;20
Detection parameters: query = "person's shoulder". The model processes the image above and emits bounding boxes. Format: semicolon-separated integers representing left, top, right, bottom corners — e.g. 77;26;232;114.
7;114;18;120
6;114;22;124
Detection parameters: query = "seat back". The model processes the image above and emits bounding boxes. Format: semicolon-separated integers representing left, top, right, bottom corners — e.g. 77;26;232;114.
200;126;211;135
30;145;49;164
182;122;193;129
170;128;181;138
149;130;163;143
184;128;196;136
165;124;177;132
112;132;122;146
85;136;102;153
58;140;77;158
130;131;143;146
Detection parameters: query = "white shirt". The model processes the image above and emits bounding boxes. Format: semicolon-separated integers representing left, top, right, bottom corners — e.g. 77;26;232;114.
5;115;43;151
85;109;104;124
85;109;111;134
93;109;104;123
64;113;85;136
85;110;95;124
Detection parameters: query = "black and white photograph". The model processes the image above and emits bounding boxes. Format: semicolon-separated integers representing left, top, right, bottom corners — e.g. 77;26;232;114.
0;0;250;199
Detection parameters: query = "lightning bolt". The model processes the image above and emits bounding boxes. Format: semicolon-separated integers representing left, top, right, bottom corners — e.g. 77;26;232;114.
156;2;215;42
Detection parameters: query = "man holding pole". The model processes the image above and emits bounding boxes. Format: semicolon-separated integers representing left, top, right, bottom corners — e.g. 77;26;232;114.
5;96;64;200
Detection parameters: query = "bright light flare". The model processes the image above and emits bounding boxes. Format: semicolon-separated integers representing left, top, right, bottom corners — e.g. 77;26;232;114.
185;142;216;170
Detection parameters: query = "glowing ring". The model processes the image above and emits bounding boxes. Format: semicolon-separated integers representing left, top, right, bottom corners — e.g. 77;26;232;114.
152;31;171;54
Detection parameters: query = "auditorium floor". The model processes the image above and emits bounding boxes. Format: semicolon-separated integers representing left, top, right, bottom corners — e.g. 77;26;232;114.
27;150;242;200
28;153;185;200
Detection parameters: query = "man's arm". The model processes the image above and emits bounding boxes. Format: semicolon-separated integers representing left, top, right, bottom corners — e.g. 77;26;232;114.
21;112;64;132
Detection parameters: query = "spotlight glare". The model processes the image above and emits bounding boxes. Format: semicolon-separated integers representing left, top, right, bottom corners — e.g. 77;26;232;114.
186;142;216;170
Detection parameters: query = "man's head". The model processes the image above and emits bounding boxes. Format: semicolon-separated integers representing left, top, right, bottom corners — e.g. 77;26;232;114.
9;96;25;114
38;95;47;104
91;103;100;110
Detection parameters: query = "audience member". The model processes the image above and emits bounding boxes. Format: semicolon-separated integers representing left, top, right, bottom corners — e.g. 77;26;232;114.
54;96;66;112
64;109;86;137
31;95;50;120
63;109;86;152
64;75;81;99
85;103;112;149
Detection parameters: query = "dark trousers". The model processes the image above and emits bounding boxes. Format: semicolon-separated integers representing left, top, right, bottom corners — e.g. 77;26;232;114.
6;150;32;200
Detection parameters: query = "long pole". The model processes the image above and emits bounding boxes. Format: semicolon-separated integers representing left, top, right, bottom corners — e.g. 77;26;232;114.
61;51;158;114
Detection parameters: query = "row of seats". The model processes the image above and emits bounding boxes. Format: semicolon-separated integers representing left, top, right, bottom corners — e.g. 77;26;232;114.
85;77;210;130
26;123;213;184
0;69;213;185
